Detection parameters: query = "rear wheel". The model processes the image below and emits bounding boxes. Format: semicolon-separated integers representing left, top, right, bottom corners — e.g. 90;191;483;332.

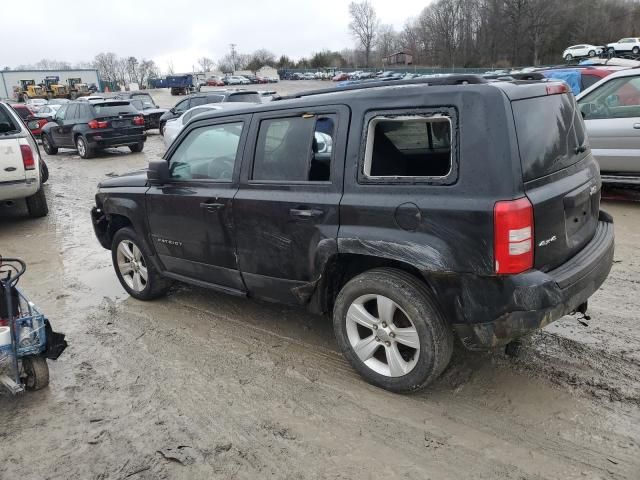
129;142;144;153
22;355;49;390
40;160;49;184
333;268;453;393
633;46;640;55
111;227;172;300
588;50;596;57
76;135;94;159
26;187;48;218
42;134;58;155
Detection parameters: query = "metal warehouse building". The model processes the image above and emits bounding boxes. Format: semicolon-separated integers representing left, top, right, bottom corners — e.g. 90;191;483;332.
0;69;101;100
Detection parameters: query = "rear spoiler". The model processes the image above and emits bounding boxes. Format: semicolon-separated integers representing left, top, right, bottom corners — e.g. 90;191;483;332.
491;80;572;101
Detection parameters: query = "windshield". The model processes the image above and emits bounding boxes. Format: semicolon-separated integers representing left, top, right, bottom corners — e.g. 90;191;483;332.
92;103;138;117
512;93;586;181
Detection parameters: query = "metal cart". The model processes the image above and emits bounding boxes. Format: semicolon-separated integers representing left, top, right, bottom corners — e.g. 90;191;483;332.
0;257;66;394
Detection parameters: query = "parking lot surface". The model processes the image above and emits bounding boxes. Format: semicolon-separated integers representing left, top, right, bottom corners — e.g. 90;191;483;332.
0;82;639;479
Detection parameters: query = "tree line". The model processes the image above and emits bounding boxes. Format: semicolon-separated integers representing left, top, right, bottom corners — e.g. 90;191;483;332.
348;0;640;68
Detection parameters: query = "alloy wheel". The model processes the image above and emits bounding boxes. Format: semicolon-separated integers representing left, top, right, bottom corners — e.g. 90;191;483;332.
345;294;420;377
77;138;86;157
116;240;148;292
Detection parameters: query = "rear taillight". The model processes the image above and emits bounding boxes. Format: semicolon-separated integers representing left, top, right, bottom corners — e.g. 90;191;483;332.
133;116;145;126
546;83;570;95
494;197;534;274
20;144;35;170
88;119;109;129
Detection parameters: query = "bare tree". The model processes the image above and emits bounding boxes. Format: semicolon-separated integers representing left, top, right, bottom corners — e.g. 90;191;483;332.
93;52;119;84
126;57;140;85
376;24;400;64
197;57;215;72
348;0;379;67
137;60;156;88
166;60;175;75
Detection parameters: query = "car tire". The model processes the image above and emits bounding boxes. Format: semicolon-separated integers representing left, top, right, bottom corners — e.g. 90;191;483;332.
111;227;172;301
333;268;453;393
40;160;49;184
564;54;573;61
588;50;596;57
41;134;58;155
22;355;49;390
26;186;48;218
633;47;640;55
129;142;144;153
75;135;94;159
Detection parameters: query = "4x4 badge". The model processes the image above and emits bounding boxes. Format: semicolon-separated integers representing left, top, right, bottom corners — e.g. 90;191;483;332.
538;235;557;247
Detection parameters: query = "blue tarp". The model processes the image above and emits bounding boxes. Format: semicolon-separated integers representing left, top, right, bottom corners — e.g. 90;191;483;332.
540;69;582;95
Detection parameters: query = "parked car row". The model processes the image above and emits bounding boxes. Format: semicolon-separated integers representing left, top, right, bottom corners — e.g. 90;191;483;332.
205;74;278;86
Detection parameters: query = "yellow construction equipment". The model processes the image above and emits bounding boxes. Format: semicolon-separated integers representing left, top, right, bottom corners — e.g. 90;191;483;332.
42;76;68;99
67;78;89;99
14;80;47;102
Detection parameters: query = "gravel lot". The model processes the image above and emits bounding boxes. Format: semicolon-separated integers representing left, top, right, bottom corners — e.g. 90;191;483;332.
0;81;639;479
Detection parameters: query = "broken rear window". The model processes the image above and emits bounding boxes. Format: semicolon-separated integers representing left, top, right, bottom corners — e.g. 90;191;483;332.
363;116;452;178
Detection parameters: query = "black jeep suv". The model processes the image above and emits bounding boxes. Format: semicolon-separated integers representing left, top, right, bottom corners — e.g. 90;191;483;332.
91;76;614;393
42;100;145;159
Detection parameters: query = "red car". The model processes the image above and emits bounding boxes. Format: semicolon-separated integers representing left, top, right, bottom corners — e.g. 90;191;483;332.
206;77;225;86
9;103;48;138
256;76;269;84
332;72;349;81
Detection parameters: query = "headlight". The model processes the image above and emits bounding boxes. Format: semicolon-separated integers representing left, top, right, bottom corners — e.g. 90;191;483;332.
28;121;39;129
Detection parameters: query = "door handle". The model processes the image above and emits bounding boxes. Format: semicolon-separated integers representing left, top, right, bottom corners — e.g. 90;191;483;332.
289;208;324;219
200;202;224;212
633;123;640;129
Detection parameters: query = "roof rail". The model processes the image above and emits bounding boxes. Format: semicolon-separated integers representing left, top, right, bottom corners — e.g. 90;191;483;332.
275;74;488;101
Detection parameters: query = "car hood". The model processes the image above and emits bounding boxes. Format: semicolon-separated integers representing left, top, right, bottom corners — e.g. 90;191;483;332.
98;169;148;188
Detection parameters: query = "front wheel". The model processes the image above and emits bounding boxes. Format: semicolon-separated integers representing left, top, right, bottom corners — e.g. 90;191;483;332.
22;355;49;390
129;142;144;153
111;227;172;300
564;54;573;61
633;46;640;55
333;268;453;393
588;50;596;57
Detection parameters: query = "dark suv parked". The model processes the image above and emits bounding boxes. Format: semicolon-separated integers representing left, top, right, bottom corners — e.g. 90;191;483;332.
91;77;614;393
112;91;167;130
41;100;146;159
158;90;261;135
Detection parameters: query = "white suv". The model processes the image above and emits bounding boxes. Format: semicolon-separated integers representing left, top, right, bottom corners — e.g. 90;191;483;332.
0;102;49;217
606;38;640;55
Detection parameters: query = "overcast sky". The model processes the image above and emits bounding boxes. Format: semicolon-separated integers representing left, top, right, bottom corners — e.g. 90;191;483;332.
2;0;430;72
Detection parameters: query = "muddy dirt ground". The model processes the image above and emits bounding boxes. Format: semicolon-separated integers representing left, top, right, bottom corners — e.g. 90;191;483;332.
0;82;639;479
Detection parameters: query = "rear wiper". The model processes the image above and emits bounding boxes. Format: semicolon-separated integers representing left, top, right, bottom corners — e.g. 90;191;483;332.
575;143;588;154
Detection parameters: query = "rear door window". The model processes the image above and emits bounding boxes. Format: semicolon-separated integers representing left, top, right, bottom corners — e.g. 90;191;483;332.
512;93;586;181
66;104;78;120
190;96;208;108
251;114;336;182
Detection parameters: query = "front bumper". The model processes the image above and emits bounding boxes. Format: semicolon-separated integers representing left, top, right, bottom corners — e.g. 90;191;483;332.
452;212;615;349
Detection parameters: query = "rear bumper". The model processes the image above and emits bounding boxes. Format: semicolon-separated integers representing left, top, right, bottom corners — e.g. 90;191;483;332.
86;133;145;149
453;212;615;349
0;179;39;201
601;174;640;186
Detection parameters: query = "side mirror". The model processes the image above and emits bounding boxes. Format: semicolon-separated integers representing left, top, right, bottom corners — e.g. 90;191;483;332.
169;107;176;114
147;160;170;185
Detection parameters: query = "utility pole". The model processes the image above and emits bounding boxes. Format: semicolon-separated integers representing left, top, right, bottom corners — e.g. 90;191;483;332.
230;43;237;73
